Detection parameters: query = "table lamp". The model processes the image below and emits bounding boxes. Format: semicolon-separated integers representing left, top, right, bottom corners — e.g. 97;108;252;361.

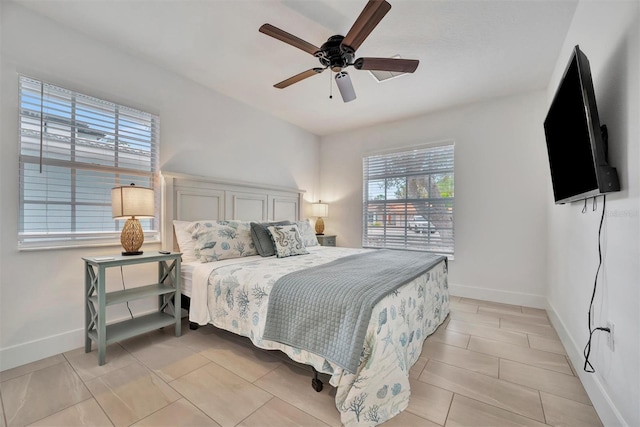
111;183;154;255
311;201;329;235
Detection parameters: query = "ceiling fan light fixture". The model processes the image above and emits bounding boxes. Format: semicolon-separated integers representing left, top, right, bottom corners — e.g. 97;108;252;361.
259;1;418;99
335;71;356;102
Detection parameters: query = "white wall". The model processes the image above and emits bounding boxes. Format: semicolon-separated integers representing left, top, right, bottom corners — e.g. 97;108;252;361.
0;2;320;371
545;2;639;426
319;91;550;307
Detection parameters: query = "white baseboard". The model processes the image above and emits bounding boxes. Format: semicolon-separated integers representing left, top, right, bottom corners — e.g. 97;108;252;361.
546;301;627;427
448;282;547;308
0;289;629;427
0;309;174;373
0;328;85;372
449;284;626;425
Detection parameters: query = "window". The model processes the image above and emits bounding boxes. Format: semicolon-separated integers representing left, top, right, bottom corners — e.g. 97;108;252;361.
18;76;160;249
362;143;454;256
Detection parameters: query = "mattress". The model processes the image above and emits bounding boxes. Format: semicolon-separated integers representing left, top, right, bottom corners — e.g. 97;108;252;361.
187;246;450;426
180;261;197;297
181;257;261;298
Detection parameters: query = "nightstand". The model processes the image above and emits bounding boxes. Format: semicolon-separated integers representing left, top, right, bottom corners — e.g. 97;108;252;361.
316;234;336;247
82;251;182;365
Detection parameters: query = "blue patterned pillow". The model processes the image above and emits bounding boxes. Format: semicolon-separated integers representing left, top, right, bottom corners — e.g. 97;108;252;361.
267;224;309;258
188;220;257;262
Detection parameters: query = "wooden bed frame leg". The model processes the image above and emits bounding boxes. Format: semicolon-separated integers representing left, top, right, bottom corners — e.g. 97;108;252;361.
311;367;323;392
189;322;199;330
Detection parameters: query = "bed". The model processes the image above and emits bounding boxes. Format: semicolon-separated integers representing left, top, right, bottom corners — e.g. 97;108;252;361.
163;172;450;426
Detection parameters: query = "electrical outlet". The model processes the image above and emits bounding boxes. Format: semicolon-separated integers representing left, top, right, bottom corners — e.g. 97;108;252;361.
606;321;615;351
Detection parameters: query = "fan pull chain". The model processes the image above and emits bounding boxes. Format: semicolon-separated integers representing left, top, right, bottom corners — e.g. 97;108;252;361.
329;71;333;99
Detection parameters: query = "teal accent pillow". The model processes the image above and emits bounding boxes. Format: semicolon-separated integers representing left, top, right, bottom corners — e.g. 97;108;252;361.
267;224;309;258
250;221;292;257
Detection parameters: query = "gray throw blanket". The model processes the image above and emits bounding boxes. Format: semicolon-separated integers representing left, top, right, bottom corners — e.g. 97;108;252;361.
262;249;446;373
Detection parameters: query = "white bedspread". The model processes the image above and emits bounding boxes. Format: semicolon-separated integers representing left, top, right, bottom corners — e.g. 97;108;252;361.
189;246;450;426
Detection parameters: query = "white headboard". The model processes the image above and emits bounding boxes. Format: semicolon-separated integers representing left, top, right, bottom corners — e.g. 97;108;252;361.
162;172;305;251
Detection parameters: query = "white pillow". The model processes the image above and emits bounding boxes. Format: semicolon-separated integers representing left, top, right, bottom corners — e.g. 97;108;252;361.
173;220;199;263
294;219;319;247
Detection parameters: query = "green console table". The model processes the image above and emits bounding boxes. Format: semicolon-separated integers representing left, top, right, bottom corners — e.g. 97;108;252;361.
82;251;182;365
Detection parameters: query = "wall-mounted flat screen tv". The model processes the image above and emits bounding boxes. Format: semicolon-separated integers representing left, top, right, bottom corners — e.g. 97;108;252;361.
543;45;620;204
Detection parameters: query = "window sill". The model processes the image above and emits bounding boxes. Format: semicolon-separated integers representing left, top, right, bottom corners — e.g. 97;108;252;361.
362;245;454;261
18;238;161;252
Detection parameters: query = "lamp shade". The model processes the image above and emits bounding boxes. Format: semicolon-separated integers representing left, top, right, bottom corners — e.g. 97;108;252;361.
311;202;329;218
111;184;155;219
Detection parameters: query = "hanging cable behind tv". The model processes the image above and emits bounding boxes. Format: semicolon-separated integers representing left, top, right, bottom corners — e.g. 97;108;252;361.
582;194;612;373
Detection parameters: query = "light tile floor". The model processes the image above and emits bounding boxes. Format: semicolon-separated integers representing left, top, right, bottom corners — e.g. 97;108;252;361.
0;296;603;427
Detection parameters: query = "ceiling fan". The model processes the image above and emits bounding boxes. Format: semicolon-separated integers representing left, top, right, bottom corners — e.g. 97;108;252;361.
259;0;419;102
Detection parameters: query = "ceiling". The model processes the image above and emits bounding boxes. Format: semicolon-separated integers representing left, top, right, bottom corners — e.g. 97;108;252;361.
14;0;578;136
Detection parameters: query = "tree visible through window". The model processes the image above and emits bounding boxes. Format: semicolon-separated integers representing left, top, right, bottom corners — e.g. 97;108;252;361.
362;143;454;256
18;76;160;249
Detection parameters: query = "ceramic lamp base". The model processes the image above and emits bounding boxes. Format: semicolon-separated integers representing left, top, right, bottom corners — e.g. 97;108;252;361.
315;217;325;235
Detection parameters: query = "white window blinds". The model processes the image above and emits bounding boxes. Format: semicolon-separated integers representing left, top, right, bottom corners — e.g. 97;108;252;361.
18;76;160;249
362;143;455;256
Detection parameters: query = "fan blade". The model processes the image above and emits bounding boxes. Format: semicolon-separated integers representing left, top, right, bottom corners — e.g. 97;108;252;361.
354;57;419;73
274;68;325;89
259;24;320;56
341;0;391;52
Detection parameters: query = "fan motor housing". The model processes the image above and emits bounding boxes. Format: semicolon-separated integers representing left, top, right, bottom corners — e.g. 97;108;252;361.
315;35;354;72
